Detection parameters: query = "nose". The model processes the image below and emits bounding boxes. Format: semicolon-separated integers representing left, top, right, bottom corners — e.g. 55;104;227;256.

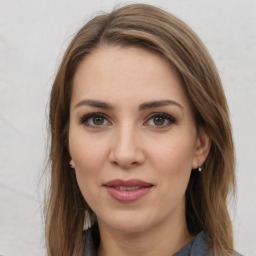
109;124;146;169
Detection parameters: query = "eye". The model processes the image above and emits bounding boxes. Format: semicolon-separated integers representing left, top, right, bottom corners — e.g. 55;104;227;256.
79;113;110;128
145;113;176;128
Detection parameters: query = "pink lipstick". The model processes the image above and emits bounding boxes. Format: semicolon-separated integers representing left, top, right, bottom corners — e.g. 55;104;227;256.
103;179;153;203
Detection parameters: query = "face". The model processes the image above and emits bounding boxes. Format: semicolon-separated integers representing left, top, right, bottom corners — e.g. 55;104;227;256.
69;46;208;234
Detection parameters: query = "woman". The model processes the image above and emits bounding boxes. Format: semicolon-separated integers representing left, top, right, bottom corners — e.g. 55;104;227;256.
46;3;241;256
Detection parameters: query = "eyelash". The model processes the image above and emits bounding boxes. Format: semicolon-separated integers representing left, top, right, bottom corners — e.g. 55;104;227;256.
146;112;176;128
79;112;110;128
79;112;176;128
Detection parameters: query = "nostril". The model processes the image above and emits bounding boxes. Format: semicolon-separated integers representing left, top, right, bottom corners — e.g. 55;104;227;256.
108;144;146;168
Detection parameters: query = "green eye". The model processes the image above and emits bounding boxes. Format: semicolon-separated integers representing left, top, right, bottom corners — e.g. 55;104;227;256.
79;113;110;128
153;116;166;126
146;113;176;128
93;116;105;125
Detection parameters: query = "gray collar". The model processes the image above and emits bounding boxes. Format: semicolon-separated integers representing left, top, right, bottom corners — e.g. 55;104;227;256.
174;231;212;256
83;226;229;256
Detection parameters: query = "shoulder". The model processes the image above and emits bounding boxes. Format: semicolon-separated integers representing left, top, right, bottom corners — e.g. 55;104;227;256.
190;231;211;256
173;231;213;256
232;252;244;256
176;232;243;256
173;231;211;256
82;227;243;256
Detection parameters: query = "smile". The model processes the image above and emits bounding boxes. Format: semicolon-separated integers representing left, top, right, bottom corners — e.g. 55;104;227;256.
115;186;141;191
104;179;153;203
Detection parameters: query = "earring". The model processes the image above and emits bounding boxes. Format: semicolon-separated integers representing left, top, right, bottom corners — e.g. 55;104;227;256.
198;160;202;172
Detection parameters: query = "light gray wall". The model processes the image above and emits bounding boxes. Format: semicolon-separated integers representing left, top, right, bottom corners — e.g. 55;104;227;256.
0;0;255;255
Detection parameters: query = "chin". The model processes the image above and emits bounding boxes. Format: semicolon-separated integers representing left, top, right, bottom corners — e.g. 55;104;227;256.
109;222;150;234
97;210;156;234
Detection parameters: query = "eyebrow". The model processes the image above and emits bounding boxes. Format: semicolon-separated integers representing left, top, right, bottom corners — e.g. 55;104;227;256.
75;99;113;110
139;100;183;111
75;99;183;111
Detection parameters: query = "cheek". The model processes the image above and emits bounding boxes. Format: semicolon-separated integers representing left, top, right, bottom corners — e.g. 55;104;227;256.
152;135;196;169
69;128;108;170
68;129;109;199
69;132;107;208
151;135;195;191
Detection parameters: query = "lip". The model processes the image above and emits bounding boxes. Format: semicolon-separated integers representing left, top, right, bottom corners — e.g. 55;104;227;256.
103;179;153;203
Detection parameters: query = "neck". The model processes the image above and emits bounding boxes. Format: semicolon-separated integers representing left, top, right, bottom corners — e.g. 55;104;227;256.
97;211;193;256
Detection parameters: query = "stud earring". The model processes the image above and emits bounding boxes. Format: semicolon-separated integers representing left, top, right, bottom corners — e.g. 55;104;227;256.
198;160;202;172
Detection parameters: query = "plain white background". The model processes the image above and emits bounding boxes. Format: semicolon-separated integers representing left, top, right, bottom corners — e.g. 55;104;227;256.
0;0;255;255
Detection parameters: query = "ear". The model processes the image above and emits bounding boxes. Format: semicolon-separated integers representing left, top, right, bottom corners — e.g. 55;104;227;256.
192;128;211;169
70;159;76;168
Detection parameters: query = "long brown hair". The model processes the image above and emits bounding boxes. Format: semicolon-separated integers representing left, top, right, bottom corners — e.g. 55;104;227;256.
46;4;236;256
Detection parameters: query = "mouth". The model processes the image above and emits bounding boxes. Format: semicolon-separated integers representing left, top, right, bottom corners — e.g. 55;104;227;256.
103;179;153;203
113;186;142;191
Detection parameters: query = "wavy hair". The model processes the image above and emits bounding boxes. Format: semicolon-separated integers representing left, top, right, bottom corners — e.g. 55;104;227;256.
46;4;236;256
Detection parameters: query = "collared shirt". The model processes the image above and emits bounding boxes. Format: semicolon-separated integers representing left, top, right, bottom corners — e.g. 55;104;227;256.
82;225;242;256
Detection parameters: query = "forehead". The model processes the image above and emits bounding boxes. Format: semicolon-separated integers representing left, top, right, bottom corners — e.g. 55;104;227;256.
71;46;190;109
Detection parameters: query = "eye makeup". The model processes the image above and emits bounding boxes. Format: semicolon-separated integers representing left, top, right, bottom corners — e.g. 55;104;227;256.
144;112;176;128
78;111;176;130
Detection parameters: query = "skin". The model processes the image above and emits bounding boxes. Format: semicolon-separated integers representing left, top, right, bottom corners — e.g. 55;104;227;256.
69;46;211;256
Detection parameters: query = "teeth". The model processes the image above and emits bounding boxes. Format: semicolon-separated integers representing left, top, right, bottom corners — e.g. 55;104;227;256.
116;186;141;191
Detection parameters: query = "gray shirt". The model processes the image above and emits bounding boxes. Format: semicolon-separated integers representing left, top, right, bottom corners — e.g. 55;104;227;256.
83;225;242;256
